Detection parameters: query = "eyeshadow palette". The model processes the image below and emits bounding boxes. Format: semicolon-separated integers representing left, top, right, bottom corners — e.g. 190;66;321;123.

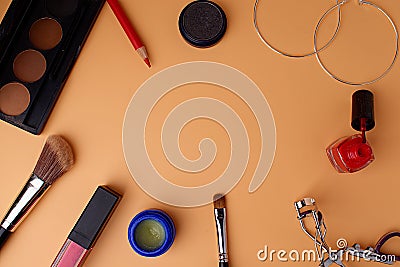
0;0;106;134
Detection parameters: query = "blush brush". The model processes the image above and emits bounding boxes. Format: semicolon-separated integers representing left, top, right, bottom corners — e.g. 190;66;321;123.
213;194;229;267
0;135;74;249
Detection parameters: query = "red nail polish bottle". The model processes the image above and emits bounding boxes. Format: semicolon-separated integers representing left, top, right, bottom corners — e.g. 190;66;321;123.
326;90;375;173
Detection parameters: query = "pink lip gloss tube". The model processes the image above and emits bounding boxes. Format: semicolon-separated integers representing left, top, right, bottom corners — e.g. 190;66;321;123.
51;186;121;267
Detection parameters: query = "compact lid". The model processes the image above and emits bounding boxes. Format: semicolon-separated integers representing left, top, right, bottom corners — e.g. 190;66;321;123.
351;90;375;131
178;0;227;48
68;186;121;249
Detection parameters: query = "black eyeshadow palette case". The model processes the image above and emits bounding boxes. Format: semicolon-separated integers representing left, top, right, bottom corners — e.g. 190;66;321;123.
0;0;106;134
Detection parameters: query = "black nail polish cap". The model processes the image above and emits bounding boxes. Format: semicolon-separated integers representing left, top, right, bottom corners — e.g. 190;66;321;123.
351;89;375;131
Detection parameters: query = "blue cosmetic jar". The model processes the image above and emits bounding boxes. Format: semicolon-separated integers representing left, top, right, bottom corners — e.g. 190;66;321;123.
128;209;176;257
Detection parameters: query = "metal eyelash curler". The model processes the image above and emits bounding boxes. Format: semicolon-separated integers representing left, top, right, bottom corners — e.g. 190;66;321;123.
294;198;400;266
294;198;345;266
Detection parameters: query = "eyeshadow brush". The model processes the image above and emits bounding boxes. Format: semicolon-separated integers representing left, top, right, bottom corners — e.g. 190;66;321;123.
213;194;229;267
0;135;74;249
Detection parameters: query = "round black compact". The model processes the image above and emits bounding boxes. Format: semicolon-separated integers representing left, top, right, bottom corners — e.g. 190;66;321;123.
179;0;227;48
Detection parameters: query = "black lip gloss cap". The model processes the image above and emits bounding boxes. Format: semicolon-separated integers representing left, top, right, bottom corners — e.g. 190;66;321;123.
68;186;121;249
178;0;227;48
351;89;375;131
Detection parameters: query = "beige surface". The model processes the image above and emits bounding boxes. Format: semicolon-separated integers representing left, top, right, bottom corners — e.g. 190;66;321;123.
1;0;400;266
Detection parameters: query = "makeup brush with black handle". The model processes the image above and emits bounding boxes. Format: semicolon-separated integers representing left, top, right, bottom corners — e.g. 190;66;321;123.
0;135;74;249
213;194;229;267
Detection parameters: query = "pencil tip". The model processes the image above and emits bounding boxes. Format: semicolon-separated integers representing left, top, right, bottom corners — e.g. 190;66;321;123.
144;58;151;68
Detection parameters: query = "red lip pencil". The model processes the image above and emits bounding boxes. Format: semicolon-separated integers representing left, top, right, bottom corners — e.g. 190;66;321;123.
107;0;151;68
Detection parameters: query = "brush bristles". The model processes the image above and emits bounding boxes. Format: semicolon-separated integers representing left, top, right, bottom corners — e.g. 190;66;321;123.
213;194;226;209
33;135;74;184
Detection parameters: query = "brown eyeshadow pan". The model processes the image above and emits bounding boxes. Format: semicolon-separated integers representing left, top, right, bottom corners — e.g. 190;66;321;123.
29;18;63;50
0;83;30;116
13;49;47;83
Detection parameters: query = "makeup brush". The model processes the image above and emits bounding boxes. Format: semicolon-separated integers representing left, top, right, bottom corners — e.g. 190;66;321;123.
0;135;74;249
213;194;229;267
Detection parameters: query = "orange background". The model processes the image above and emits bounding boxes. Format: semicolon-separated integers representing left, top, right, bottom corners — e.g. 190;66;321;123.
1;0;400;266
